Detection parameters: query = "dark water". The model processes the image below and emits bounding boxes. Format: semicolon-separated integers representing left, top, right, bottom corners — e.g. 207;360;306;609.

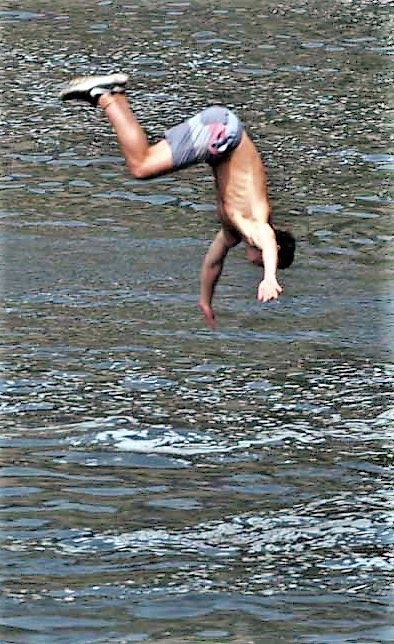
1;1;393;642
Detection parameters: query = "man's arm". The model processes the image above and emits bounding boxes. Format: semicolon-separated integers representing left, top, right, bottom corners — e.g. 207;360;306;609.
253;222;283;303
199;227;241;328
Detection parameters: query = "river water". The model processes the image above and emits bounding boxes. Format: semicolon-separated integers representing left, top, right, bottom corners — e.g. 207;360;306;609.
1;1;393;642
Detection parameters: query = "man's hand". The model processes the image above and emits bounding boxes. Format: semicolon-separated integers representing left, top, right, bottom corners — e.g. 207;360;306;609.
199;302;216;328
257;277;283;303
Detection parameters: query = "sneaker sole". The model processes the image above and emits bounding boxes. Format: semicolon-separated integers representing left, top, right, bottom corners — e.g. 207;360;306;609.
60;72;129;100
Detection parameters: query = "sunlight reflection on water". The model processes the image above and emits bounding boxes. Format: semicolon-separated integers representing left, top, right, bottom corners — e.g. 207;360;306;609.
1;0;393;641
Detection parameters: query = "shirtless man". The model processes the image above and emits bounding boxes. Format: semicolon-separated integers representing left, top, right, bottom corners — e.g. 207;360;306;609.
60;72;295;328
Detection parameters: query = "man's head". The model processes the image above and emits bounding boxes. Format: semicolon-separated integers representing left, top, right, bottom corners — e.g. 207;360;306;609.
245;229;296;269
274;228;296;269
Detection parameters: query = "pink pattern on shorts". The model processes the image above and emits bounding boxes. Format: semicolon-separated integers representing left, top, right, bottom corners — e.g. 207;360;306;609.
208;123;227;157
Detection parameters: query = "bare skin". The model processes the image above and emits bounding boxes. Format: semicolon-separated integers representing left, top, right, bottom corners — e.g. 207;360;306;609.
98;93;282;328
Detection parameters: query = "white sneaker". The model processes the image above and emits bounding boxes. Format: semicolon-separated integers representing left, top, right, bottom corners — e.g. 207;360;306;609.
60;72;129;106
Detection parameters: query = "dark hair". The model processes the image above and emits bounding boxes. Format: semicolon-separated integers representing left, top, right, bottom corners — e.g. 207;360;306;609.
274;228;296;269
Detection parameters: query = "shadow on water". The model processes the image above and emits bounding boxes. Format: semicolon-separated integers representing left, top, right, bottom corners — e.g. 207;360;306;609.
1;0;393;642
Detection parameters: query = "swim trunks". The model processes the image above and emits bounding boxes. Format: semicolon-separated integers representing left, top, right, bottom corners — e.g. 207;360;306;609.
165;105;244;170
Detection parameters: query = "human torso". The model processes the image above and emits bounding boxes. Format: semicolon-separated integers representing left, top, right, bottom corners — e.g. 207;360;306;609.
214;132;271;245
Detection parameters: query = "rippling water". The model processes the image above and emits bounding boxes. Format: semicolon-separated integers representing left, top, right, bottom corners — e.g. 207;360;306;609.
1;1;393;642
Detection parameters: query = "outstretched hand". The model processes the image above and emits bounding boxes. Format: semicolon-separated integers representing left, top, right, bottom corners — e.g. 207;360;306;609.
199;279;282;328
199;302;216;329
257;277;283;303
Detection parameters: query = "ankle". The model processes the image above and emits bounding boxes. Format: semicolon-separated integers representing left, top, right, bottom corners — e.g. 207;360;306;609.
99;93;121;110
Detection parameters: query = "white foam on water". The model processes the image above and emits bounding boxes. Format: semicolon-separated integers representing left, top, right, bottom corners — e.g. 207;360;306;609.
92;423;320;456
94;426;232;456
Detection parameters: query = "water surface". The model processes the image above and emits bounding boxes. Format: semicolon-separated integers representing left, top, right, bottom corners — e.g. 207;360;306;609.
1;0;393;642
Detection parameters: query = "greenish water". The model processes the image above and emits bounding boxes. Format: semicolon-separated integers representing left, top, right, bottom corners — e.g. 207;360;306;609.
1;1;393;642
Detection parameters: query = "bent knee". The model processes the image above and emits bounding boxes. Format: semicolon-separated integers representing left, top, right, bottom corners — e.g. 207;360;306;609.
133;167;150;180
127;160;152;180
127;141;174;180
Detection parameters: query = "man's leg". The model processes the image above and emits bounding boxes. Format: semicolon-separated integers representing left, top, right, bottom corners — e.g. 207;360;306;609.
98;94;173;179
60;73;174;179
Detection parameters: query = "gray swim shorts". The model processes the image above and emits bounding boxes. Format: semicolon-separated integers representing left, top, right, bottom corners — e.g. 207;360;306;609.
165;105;244;170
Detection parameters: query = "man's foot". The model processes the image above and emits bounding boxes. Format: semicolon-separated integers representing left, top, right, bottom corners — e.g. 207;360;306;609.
59;72;129;106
